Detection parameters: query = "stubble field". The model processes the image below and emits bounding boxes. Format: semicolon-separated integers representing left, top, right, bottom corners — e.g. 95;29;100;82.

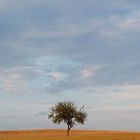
0;129;140;140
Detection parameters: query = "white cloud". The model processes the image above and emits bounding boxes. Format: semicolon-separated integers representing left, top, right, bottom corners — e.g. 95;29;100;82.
99;11;140;41
80;65;103;79
2;73;27;94
48;72;67;80
81;69;93;79
110;84;140;103
88;84;140;112
118;12;140;32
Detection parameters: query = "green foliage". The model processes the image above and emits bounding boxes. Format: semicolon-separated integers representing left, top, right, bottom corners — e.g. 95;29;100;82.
48;101;87;136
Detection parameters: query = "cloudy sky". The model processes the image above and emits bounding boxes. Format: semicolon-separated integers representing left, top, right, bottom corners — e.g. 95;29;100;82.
0;0;140;131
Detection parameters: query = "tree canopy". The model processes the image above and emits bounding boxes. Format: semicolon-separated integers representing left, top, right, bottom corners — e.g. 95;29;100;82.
48;101;87;136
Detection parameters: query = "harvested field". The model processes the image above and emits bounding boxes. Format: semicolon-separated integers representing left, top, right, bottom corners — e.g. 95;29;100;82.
0;129;140;140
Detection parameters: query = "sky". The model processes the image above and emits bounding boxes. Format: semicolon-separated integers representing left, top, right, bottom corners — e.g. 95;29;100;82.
0;0;140;131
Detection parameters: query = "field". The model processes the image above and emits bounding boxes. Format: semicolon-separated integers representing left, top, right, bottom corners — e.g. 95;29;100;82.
0;129;140;140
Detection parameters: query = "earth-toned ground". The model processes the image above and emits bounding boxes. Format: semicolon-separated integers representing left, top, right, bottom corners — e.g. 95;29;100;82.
0;129;140;140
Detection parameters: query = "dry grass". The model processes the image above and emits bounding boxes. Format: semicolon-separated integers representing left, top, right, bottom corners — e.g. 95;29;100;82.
0;129;140;140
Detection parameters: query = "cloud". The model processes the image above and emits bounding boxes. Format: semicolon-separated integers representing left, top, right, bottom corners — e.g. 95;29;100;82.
0;71;27;94
80;65;102;79
98;11;140;45
119;15;140;31
86;84;140;113
48;72;67;80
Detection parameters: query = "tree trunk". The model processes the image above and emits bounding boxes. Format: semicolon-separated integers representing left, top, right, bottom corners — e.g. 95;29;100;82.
67;126;71;136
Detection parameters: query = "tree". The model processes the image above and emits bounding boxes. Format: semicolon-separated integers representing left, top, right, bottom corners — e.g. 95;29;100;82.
48;101;87;136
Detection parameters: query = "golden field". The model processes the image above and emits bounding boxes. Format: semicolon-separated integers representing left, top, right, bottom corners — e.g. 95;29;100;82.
0;129;140;140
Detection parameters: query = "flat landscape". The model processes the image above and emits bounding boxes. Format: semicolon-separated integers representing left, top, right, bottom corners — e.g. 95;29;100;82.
0;129;140;140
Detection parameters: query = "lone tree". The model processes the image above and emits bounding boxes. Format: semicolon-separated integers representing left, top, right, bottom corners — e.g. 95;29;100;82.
48;101;87;136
